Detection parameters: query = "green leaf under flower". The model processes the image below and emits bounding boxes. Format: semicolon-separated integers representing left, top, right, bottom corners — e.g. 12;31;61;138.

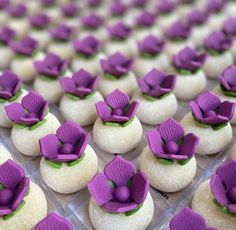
15;123;27;129
45;160;63;169
179;69;192;75
104;116;135;127
108;179;116;189
213;199;236;218
121;116;135;127
140;52;159;59
212;122;228;130
3;200;26;220
29;119;47;130
143;93;172;102
9;89;23;102
0;98;6;103
125;204;143;216
66;93;80;101
220;85;236;97
84;90;96;99
0;183;4;191
192;114;210;128
67;153;85;167
40;75;56;81
156;157;174;165
178;158;192;165
208;49;221;56
76;52;98;60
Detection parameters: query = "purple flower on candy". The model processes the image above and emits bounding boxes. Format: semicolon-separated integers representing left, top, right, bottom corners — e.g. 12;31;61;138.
138;68;176;98
0;27;16;45
223;17;236;37
87;0;102;8
36;212;73;230
39;121;89;162
110;1;127;17
156;0;176;15
147;118;199;161
187;9;208;26
220;65;236;92
173;47;207;73
7;3;27;17
131;0;147;8
29;13;51;29
40;0;55;7
61;3;79;17
88;156;149;213
210;159;236;214
0;0;10;10
96;89;138;123
0;160;29;217
34;53;68;79
50;24;73;41
0;71;22;100
108;22;132;40
206;0;225;15
10;36;38;57
135;11;156;28
5;91;48;126
100;52;132;78
82;13;103;30
60;69;99;99
189;90;235;125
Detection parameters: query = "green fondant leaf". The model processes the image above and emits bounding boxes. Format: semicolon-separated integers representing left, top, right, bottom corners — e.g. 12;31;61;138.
66;93;80;101
40;75;56;81
179;69;192;75
0;98;6;103
14;123;27;129
108;179;116;189
213;199;236;218
121;117;135;127
143;94;157;101
140;52;159;59
220;85;236;97
127;179;132;188
158;92;172;100
192;115;210;128
156;157;174;165
45;160;63;169
104;73;118;81
104;122;121;127
0;183;4;191
3;200;26;220
29;119;47;130
178;158;192;165
176;137;184;146
83;90;96;99
208;49;220;56
67;153;85;167
125;204;143;216
9;89;23;102
76;52;98;60
212;122;228;130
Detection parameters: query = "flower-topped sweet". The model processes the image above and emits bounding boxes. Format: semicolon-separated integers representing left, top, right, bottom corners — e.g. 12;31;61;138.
210;159;236;216
131;0;147;8
0;0;10;10
61;2;79;18
87;0;102;8
5;91;49;129
10;36;38;57
170;208;214;230
0;160;29;219
82;13;104;30
223;17;236;38
206;0;225;15
187;9;208;27
73;35;100;59
0;27;16;46
110;1;127;17
147;118;199;165
40;0;55;7
50;24;73;42
156;0;176;15
7;3;27;18
165;20;191;42
108;22;132;41
189;90;235;128
36;212;73;230
60;69;99;100
204;31;232;55
88;156;149;214
0;71;23;102
138;68;176;100
39;121;89;167
34;53;68;80
100;52;133;79
173;47;207;74
29;13;51;30
135;11;156;28
219;65;236;97
137;35;165;58
96;89;138;125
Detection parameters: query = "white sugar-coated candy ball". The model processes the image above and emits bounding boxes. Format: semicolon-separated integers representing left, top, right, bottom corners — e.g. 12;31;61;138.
181;112;232;155
139;147;197;192
9;19;30;38
79;28;108;43
207;13;227;31
132;91;177;125
40;145;98;194
93;117;142;154
0;145;12;164
192;180;236;230
229;143;236;159
11;113;60;156
30;31;51;50
48;42;74;60
230;40;236;60
191;25;211;48
0;181;47;230
158;14;180;31
132;27;162;41
0;46;14;69
59;91;103;126
89;192;154;230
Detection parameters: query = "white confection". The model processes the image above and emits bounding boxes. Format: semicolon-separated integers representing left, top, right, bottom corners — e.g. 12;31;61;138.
0;181;47;230
0;145;12;164
132;53;169;77
191;25;211;48
181;112;232;155
230;40;236;60
11;113;60;156
93;117;142;154
48;42;74;60
63;18;81;31
89;192;154;230
40;145;98;194
0;46;14;69
0;12;9;26
9;19;30;38
228;143;236;159
44;7;61;23
27;1;41;15
30;31;51;50
71;53;106;75
59;91;103;126
132;91;177;125
139;147;197;192
79;28;108;43
173;70;207;101
224;2;236;17
11;52;45;83
98;72;138;97
207;13;226;31
192;180;236;230
203;52;233;79
0;89;28;128
132;27;163;41
158;14;180;31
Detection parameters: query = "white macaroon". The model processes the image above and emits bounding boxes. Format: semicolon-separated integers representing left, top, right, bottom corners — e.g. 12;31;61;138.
181;112;232;155
192;180;236;230
89;192;154;230
0;145;12;164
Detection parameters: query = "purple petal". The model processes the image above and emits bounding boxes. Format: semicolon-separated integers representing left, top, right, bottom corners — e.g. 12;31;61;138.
103;115;130;123
60;77;77;93
219;66;236;91
217;101;235;121
137;78;149;93
0;91;12;100
146;128;164;155
0;207;12;216
72;69;94;87
105;89;129;109
5;103;26;124
55;154;79;162
95;101;112;121
229;204;236;214
74;133;90;158
103;201;138;213
189;101;204;122
162;75;176;90
125;101;139;119
19;117;40;126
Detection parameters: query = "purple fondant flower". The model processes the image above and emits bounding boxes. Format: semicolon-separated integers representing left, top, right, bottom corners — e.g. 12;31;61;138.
147;118;199;160
223;17;236;37
204;31;232;53
73;35;100;57
170;208;215;230
96;89;138;123
34;53;68;79
10;36;38;57
60;69;99;98
108;22;132;40
88;156;149;213
110;1;127;17
166;20;191;41
187;9;208;26
0;27;16;45
5;91;48;126
173;47;207;72
100;52;132;78
138;68;176;98
156;0;176;15
131;0;147;8
206;0;225;15
7;3;27;17
82;13;103;30
61;3;79;17
0;0;10;10
0;71;22;100
0;160;29;217
40;0;55;7
87;0;102;8
138;35;165;56
210;159;236;214
135;11;156;28
40;121;89;162
189;90;235;125
50;24;73;41
36;212;73;230
29;13;51;30
220;65;236;92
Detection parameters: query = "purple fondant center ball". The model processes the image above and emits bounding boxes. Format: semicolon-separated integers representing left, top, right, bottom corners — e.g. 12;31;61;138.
0;188;14;205
113;185;130;203
112;108;124;116
163;141;179;155
60;143;74;155
26;112;37;118
204;110;216;118
228;186;236;204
